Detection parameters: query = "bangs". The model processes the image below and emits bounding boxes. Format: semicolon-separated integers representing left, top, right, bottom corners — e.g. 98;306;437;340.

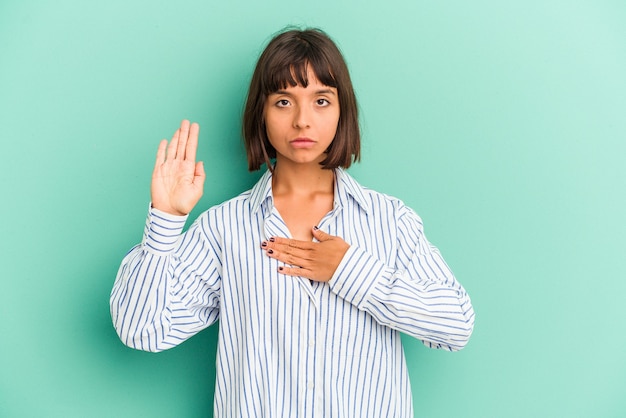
262;55;337;94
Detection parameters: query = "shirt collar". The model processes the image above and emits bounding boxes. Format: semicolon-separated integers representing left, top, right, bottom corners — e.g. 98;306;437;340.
249;169;274;214
334;167;371;214
249;167;371;214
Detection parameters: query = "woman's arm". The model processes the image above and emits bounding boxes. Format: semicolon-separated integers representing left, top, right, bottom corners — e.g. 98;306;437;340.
110;211;221;352
327;207;475;351
110;120;220;352
262;206;474;351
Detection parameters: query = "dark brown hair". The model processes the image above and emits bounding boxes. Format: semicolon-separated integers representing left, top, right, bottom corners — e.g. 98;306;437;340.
243;28;360;171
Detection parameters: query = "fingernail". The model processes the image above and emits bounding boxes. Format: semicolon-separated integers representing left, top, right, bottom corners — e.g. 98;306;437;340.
313;226;319;230
267;249;274;254
269;237;275;242
278;266;283;271
261;241;267;247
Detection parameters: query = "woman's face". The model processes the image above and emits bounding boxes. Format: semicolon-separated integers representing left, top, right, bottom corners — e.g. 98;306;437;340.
263;67;340;168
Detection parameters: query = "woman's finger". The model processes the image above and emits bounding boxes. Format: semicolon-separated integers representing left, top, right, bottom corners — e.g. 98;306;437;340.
167;128;180;161
185;122;200;163
268;236;314;250
154;139;168;168
176;119;190;160
263;240;312;259
278;265;312;278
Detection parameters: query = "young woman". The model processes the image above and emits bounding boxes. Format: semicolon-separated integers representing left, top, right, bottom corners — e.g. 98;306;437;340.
111;28;474;418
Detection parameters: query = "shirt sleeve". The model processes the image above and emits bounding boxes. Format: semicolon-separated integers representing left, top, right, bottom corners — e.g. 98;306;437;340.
109;206;221;352
328;205;475;351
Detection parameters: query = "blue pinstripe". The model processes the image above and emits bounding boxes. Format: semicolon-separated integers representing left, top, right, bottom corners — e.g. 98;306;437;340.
110;168;475;417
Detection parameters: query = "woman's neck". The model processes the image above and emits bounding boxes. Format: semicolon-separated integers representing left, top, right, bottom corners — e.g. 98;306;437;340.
271;160;335;198
270;159;336;241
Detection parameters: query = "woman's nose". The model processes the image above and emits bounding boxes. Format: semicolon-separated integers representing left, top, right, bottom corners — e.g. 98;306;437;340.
293;106;311;129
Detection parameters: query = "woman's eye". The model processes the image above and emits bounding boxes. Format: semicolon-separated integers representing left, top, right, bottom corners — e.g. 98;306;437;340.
316;98;330;106
276;99;290;107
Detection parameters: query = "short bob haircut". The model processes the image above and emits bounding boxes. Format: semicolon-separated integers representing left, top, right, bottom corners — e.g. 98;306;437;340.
243;28;360;171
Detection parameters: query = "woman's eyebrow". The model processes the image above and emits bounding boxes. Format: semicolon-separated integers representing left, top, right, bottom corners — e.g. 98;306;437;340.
271;88;336;96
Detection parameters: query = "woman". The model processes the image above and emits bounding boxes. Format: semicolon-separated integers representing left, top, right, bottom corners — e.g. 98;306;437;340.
111;28;475;417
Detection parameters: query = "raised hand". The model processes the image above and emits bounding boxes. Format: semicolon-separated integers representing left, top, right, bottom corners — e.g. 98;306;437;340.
151;120;206;216
261;227;350;282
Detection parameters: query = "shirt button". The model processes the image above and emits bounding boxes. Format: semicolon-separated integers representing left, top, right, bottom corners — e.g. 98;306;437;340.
308;381;315;390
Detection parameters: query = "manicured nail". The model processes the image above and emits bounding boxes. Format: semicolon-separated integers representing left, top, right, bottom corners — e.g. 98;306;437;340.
278;266;283;271
267;249;274;254
261;241;267;247
269;237;275;242
313;226;319;230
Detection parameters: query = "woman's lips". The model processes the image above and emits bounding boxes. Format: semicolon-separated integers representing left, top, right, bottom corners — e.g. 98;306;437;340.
290;138;316;148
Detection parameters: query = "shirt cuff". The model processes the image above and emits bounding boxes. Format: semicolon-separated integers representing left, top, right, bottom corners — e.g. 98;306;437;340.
329;245;393;308
142;204;188;254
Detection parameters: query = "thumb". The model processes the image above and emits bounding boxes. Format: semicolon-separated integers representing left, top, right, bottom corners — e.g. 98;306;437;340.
194;161;206;184
312;226;332;242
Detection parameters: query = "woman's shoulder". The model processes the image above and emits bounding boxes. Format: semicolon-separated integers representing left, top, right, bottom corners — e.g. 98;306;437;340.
197;189;256;222
197;170;272;220
340;170;417;218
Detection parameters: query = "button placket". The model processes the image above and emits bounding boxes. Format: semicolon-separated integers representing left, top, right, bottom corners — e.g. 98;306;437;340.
301;297;327;417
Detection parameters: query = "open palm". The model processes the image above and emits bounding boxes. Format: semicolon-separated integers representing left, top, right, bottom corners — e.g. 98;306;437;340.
151;120;205;216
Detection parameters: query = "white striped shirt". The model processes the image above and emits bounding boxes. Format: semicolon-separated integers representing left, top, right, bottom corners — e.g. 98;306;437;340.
110;168;474;418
